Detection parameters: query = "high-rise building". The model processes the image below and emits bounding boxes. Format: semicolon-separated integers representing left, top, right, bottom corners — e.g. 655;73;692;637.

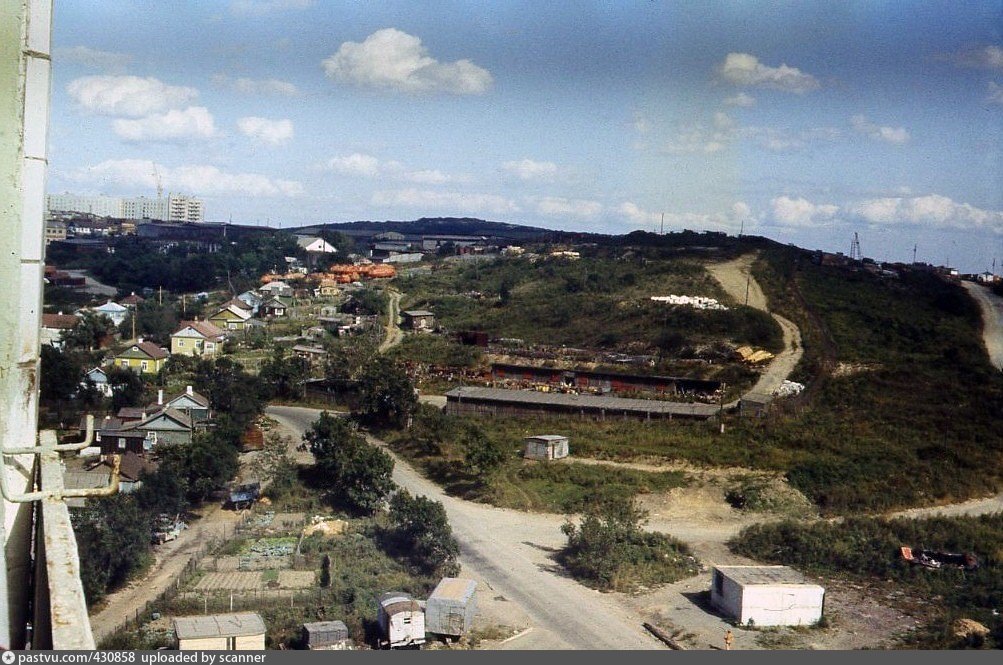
45;192;205;222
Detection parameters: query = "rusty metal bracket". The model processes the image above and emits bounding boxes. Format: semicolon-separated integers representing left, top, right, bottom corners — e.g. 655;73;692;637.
0;418;120;503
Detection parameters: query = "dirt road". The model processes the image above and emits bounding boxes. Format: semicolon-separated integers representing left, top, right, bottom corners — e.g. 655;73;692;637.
379;289;403;353
706;254;803;403
89;505;243;642
267;405;664;650
962;281;1003;370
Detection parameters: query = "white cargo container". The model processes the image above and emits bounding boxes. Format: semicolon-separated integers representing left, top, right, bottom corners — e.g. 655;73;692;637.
710;566;824;627
426;578;477;637
377;592;425;648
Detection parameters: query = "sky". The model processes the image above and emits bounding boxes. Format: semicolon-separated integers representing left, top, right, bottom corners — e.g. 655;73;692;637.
46;1;1003;272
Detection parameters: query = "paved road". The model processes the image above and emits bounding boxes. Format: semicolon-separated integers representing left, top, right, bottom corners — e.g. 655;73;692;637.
706;254;803;405
266;405;664;650
962;281;1003;370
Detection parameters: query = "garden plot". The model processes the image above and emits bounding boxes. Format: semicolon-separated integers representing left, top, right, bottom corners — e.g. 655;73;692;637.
277;571;316;589
238;537;297;570
194;572;262;591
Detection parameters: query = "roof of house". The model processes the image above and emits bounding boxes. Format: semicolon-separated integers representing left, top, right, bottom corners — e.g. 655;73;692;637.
403;310;435;317
110;451;158;483
84;415;124;431
379;592;421;615
714;565;819;587
173;320;226;340
116;407;148;420
445;386;721;418
261;297;290;308
41;313;79;329
429;578;477;603
292;344;326;355
120;293;145;305
260;280;290;290
123;407;193;431
525;434;567;443
210;304;252;321
173;613;266;640
117;341;170;361
95;301;128;313
85;366;108;379
223;297;253;311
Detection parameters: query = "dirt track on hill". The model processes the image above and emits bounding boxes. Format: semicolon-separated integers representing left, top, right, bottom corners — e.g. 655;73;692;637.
962;281;1003;370
706;254;803;403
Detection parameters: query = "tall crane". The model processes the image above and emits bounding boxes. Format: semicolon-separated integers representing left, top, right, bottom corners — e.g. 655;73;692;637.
151;161;163;199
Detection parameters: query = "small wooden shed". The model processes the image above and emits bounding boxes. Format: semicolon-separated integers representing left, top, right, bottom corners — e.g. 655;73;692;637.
426;578;477;637
302;620;351;650
377;592;425;648
401;309;436;331
174;612;265;650
523;434;569;461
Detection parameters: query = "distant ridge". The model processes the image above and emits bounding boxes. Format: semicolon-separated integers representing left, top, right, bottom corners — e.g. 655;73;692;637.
289;217;556;240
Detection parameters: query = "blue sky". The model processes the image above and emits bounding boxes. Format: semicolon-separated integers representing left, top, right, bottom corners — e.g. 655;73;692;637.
47;1;1003;272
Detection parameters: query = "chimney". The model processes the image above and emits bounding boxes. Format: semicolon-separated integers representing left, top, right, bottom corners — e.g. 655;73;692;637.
141;410;147;420
186;385;193;397
157;389;164;406
137;337;144;344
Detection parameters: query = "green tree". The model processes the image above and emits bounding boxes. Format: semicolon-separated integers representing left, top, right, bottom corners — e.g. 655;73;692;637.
559;495;651;589
356;356;417;427
305;412;396;513
72;494;152;606
39;345;82;402
107;366;145;411
319;553;332;588
133;467;188;518
249;433;298;496
158;433;240;504
385;490;460;575
62;312;116;351
259;348;310;400
462;425;509;481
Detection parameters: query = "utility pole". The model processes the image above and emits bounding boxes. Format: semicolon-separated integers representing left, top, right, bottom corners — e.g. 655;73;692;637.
744;271;751;306
660;212;664;236
913;244;917;265
158;285;163;305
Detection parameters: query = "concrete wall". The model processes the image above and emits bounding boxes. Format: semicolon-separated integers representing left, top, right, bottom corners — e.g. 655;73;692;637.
178;634;265;650
738;585;824;627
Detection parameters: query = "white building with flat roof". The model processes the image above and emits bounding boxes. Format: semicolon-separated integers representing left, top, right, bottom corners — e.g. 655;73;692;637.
46;192;204;222
710;565;824;627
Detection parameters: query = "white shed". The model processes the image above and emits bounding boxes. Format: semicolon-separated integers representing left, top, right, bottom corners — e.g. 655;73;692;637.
710;565;824;627
377;592;425;648
173;612;266;650
426;578;477;637
523;434;569;461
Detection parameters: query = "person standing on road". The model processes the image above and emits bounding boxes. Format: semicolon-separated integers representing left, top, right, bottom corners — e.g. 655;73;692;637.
724;629;734;650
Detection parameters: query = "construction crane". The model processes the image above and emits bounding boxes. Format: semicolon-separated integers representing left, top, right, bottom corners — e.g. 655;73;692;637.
850;232;862;262
151;161;163;199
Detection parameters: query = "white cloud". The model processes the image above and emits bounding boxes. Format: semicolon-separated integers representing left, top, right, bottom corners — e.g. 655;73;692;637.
851;115;909;144
55;46;132;73
322;28;492;95
664;119;732;154
534;197;603;219
988;82;1003;105
72;159;303;197
944;45;1003;70
212;74;300;96
324;154;462;184
113;107;217;142
616;201;751;231
67;75;198;117
851;194;1003;232
771;196;839;227
237;116;294;145
724;92;756;107
502;159;559;181
372;188;519;215
325;153;381;178
230;0;313;16
719;52;820;93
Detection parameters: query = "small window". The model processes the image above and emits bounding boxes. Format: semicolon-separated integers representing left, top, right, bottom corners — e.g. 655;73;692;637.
118;438;126;450
178;340;185;347
402;617;411;625
141;361;149;371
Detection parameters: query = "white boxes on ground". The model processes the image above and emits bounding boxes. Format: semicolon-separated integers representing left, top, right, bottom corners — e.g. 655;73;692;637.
710;565;824;627
426;578;477;637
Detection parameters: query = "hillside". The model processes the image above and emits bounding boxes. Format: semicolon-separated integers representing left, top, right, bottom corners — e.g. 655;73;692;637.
292;217;555;241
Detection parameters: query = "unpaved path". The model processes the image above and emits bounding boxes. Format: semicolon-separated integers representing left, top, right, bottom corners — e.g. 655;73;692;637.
706;254;803;404
962;281;1003;370
89;504;243;642
379;289;403;353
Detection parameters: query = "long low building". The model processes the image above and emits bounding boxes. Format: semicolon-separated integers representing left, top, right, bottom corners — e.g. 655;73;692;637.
444;386;721;420
491;363;722;396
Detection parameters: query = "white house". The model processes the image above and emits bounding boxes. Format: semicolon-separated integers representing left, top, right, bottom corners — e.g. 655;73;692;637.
296;236;337;254
259;280;293;298
82;367;113;397
710;565;825;627
94;300;129;326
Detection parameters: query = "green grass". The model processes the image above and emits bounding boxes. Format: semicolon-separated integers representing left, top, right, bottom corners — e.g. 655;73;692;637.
730;514;1003;649
384;408;688;513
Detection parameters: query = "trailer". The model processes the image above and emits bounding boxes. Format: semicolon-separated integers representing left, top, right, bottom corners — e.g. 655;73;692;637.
426;578;477;638
377;592;425;649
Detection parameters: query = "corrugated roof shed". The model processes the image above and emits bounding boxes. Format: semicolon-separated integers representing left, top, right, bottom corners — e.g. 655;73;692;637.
174;613;265;640
446;386;720;418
